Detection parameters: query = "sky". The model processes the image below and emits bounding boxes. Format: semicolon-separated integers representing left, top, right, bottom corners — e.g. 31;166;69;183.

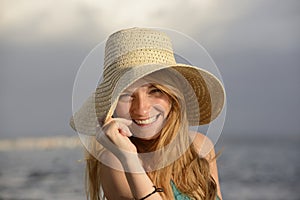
1;0;300;139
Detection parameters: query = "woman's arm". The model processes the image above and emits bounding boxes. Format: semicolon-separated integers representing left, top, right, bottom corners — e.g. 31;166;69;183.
97;118;163;200
192;133;223;200
99;150;163;200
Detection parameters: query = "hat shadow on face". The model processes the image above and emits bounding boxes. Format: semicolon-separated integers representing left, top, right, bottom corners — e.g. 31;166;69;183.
70;27;225;136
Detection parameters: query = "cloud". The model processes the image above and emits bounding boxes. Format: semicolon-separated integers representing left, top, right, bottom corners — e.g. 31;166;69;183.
1;0;299;51
0;0;254;44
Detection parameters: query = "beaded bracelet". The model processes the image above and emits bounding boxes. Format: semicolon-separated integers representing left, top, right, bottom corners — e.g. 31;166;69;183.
137;186;164;200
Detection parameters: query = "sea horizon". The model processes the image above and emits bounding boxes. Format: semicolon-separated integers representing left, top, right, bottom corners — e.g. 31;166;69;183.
0;133;299;199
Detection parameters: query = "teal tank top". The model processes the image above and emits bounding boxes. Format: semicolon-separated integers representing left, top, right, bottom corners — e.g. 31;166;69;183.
171;181;221;200
171;181;190;200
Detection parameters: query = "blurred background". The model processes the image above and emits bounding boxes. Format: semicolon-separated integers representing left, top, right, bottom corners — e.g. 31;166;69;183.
1;0;299;199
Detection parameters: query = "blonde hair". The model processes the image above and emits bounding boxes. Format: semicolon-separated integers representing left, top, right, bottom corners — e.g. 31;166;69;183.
85;82;217;200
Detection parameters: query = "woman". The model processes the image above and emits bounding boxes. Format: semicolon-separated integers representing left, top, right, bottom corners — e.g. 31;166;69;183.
70;27;225;200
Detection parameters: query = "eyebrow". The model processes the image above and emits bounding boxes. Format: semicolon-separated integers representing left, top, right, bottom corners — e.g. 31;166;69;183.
123;83;154;93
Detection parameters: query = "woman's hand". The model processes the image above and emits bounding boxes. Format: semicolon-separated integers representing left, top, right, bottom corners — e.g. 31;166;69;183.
96;117;137;161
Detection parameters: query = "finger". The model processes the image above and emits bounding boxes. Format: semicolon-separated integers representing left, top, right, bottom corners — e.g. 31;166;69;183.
116;122;132;137
104;117;132;126
113;118;133;127
114;118;133;137
96;129;111;148
96;130;121;155
103;118;133;137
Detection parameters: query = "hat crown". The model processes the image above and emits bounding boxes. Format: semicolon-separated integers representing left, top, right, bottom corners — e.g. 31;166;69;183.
103;28;176;69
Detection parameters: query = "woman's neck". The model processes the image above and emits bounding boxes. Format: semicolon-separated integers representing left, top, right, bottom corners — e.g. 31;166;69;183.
130;136;160;153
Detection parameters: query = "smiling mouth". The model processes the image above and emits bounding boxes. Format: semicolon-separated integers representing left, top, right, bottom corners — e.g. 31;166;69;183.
133;114;160;126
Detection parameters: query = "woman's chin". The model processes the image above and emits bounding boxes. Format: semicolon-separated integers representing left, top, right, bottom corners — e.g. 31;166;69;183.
131;126;162;140
131;131;160;140
130;115;166;139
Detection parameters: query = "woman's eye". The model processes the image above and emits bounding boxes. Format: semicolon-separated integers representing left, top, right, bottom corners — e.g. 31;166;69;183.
119;94;133;101
149;88;163;94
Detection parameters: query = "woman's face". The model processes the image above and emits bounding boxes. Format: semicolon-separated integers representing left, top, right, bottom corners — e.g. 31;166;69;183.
115;78;172;139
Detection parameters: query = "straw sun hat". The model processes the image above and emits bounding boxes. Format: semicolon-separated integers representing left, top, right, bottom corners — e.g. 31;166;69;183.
70;27;225;136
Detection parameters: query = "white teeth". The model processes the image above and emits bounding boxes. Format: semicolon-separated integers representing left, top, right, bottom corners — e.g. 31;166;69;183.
134;115;158;125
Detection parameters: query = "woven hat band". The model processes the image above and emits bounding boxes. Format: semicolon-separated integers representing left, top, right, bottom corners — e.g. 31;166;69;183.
103;48;176;79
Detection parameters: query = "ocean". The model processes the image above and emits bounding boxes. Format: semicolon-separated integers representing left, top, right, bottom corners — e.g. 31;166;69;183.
0;135;299;200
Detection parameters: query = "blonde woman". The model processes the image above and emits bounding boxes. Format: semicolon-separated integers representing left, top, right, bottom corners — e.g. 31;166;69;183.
70;28;225;200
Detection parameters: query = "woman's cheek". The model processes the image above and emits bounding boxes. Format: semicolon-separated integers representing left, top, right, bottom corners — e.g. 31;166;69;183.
115;102;131;118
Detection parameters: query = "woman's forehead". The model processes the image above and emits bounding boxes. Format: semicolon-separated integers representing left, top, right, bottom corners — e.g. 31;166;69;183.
125;78;155;91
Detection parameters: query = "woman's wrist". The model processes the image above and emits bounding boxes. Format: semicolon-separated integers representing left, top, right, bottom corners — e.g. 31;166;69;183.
132;186;164;200
120;153;145;173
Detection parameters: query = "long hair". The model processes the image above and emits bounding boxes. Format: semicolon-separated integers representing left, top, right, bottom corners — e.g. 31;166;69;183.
85;83;217;200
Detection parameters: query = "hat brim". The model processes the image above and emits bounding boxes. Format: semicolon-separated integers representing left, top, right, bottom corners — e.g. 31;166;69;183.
70;63;225;136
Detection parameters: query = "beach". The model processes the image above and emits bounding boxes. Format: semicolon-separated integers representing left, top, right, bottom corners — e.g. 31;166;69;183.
0;135;299;200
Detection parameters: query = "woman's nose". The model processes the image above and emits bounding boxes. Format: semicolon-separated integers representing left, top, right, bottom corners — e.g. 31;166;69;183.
130;94;151;116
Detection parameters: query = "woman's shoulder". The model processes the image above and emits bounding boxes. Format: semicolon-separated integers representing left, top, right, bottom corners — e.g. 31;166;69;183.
189;131;215;158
